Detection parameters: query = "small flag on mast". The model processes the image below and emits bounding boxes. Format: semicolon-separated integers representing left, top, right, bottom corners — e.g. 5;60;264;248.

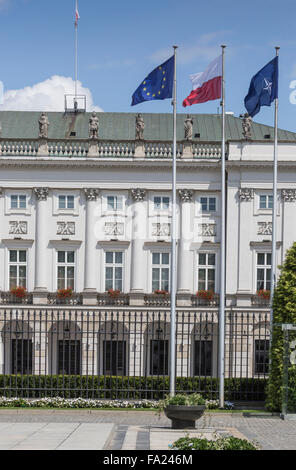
75;1;80;28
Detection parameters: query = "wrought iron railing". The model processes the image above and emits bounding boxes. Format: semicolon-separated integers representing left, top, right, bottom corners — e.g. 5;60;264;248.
0;307;270;401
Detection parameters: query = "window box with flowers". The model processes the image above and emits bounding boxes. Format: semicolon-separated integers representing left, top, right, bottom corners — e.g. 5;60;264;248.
9;286;28;304
193;290;218;306
252;289;271;306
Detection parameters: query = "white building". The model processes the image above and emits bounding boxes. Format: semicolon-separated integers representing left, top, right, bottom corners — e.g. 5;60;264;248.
0;110;295;398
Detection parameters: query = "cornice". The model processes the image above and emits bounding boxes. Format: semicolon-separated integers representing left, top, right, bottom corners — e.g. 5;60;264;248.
226;160;296;169
0;156;221;171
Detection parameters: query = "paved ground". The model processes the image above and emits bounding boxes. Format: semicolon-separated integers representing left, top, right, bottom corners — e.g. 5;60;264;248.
0;410;295;450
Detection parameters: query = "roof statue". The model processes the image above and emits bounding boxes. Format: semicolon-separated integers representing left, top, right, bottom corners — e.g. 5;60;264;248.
89;111;99;139
240;113;252;140
38;112;49;139
135;113;145;140
184;114;193;141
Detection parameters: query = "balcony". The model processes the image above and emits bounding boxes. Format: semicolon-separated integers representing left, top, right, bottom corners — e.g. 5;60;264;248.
0;291;33;305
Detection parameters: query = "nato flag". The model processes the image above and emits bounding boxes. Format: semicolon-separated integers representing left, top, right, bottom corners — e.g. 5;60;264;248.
131;55;174;106
244;56;278;117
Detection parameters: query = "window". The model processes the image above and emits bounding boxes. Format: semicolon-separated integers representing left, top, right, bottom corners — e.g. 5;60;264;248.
9;250;27;289
200;197;216;212
254;340;269;374
152;252;170;292
194;340;212;376
103;340;126;376
58;195;74;209
150;339;168;375
58;340;81;375
256;253;271;291
259;195;273;209
107;196;123;211
197;253;216;291
153;196;170;211
57;251;75;290
11;339;32;374
105;251;123;291
10;195;26;209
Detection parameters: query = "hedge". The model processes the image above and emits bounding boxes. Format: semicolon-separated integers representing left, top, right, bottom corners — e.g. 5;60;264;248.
0;374;267;401
265;242;296;412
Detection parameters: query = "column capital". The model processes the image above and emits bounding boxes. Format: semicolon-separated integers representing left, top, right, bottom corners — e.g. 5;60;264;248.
130;188;146;202
33;187;49;201
83;188;100;201
281;189;296;202
178;189;194;202
238;188;254;201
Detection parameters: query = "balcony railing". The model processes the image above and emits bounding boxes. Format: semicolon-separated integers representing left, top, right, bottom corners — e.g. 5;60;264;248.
97;293;130;306
144;293;171;307
47;292;83;305
0;137;223;160
0;292;33;305
191;294;220;307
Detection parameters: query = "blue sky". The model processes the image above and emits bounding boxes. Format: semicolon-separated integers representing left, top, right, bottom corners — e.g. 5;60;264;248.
1;0;296;131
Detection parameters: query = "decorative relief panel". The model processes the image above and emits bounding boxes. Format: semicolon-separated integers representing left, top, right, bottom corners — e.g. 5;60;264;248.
57;222;75;235
178;189;193;202
257;222;272;235
105;222;124;236
9;221;27;235
281;189;296;202
130;188;146;202
238;188;254;201
152;223;171;237
198;223;216;237
34;187;49;201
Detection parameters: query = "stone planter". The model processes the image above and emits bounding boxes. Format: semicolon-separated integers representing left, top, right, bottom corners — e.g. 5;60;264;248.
164;405;206;429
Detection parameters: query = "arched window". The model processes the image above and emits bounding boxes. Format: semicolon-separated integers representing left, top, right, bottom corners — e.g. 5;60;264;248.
2;320;33;374
48;321;81;375
98;321;129;376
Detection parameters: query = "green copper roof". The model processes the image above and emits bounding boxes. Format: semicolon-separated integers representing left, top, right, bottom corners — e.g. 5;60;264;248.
0;111;295;142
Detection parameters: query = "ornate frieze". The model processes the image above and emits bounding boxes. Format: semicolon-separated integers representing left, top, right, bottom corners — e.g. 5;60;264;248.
281;189;296;202
9;221;27;235
152;223;171;237
178;189;193;202
130;188;146;202
257;222;272;235
105;222;124;236
198;223;216;237
238;188;254;201
83;188;100;201
33;187;49;200
57;222;75;236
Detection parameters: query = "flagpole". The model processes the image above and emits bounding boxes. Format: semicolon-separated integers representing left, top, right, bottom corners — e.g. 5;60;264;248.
270;46;280;343
75;0;78;107
170;45;178;397
219;44;226;409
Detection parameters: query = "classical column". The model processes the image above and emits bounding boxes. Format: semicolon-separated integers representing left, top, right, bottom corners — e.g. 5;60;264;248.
237;188;254;306
129;188;146;306
177;189;194;306
33;187;49;305
83;188;100;305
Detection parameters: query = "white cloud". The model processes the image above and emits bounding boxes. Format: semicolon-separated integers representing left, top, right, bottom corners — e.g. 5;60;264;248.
0;75;103;112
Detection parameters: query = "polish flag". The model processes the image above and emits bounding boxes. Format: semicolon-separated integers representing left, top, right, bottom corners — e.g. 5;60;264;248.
183;55;222;107
75;2;80;28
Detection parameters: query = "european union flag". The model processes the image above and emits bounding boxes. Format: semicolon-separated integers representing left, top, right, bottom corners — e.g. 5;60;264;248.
131;55;174;106
244;56;278;117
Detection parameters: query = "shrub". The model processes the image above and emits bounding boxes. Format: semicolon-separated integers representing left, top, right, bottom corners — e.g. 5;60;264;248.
170;435;259;450
266;242;296;412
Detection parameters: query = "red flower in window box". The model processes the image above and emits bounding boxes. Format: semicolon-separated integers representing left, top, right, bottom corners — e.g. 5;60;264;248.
57;288;73;299
196;290;214;301
107;289;121;297
154;290;169;295
10;286;27;298
257;289;270;300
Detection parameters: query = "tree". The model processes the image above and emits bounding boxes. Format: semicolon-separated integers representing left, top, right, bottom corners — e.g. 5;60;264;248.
265;242;296;411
